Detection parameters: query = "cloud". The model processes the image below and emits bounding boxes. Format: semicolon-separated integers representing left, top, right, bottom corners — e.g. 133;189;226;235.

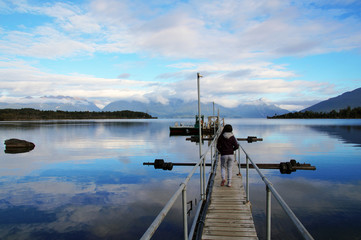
1;0;360;60
0;27;95;59
0;56;337;110
0;0;360;110
117;73;131;79
161;62;336;107
0;59;160;101
167;62;197;69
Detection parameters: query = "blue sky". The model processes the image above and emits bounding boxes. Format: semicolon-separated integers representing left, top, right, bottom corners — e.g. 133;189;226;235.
0;0;360;111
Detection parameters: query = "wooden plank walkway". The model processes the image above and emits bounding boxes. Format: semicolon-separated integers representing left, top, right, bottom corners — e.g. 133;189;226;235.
201;159;258;240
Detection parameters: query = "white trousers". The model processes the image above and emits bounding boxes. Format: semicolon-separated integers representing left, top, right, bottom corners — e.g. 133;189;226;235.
221;154;234;184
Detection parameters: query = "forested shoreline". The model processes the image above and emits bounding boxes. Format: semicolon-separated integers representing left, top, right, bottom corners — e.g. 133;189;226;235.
0;108;155;120
268;106;361;119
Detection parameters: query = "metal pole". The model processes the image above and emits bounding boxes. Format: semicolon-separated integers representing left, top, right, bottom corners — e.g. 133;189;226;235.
197;73;204;200
211;102;215;174
141;131;222;240
197;72;202;157
266;185;272;240
140;184;185;240
210;146;213;171
240;146;314;240
246;155;250;203
213;101;215;134
203;157;206;199
182;187;188;240
200;157;204;200
267;181;314;240
237;148;241;175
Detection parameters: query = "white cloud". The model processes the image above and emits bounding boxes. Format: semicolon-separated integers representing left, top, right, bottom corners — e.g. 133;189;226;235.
0;59;159;102
0;27;95;59
0;56;338;111
1;0;359;60
0;0;360;110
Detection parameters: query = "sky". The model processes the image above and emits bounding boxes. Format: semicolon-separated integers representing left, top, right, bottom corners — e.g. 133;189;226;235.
0;0;361;111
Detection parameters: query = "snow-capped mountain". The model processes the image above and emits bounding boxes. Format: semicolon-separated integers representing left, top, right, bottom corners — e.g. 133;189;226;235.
0;96;101;112
0;96;289;118
103;98;289;118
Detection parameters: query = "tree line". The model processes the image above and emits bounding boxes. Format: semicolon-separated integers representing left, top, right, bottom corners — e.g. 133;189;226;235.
268;106;361;119
0;108;155;121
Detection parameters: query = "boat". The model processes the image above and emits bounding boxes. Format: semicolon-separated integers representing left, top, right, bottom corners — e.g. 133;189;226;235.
169;115;222;136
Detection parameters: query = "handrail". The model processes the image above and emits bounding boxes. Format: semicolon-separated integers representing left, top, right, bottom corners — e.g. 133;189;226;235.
140;127;222;240
238;145;314;240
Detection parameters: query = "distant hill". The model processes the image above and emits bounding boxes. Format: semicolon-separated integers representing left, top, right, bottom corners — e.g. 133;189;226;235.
0;96;289;118
0;96;101;112
302;87;361;112
268;106;361;119
103;98;289;118
0;108;154;121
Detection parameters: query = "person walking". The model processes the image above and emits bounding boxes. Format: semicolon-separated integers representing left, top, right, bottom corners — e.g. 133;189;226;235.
216;124;239;187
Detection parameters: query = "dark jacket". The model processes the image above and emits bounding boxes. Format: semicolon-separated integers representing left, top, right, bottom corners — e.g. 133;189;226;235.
217;132;239;156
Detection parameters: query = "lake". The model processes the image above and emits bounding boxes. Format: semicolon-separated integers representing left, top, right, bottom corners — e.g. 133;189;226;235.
1;118;361;240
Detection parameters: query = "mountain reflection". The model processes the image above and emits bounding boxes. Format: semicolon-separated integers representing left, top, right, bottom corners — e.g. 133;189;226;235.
309;125;361;146
1;119;361;240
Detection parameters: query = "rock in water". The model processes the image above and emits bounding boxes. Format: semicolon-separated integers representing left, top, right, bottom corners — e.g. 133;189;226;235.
4;138;35;154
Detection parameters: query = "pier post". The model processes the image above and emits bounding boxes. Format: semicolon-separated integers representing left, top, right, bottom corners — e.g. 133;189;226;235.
203;158;206;199
182;187;188;240
211;145;214;173
197;72;205;200
266;185;272;240
246;155;250;203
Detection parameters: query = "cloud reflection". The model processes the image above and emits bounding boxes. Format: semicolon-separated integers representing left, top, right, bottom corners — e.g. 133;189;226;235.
1;119;360;239
0;120;200;177
0;174;190;240
247;176;361;239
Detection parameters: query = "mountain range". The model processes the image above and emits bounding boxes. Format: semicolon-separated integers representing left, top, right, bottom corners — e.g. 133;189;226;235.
1;87;360;118
0;96;288;118
103;98;289;118
302;87;361;112
0;96;101;112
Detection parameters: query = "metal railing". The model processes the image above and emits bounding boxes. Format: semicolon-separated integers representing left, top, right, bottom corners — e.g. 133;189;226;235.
236;145;314;240
140;127;222;240
141;128;314;240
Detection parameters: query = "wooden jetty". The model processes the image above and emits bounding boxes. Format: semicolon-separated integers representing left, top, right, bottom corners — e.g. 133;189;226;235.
141;73;314;240
201;159;258;240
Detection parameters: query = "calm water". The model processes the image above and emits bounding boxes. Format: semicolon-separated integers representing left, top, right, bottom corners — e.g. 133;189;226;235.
1;119;361;240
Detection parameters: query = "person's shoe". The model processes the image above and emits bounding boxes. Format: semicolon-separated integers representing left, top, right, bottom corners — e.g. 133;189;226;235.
221;179;226;186
227;183;231;187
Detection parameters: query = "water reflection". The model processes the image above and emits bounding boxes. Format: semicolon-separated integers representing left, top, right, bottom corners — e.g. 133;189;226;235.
0;119;201;240
249;176;361;239
0;178;186;239
4;146;34;154
309;125;361;147
1;119;361;239
228;119;361;240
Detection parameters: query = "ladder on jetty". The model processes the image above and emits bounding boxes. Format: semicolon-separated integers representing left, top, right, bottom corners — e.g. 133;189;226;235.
201;158;258;240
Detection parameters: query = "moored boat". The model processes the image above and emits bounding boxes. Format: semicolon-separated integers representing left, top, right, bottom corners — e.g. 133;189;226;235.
169;115;222;136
